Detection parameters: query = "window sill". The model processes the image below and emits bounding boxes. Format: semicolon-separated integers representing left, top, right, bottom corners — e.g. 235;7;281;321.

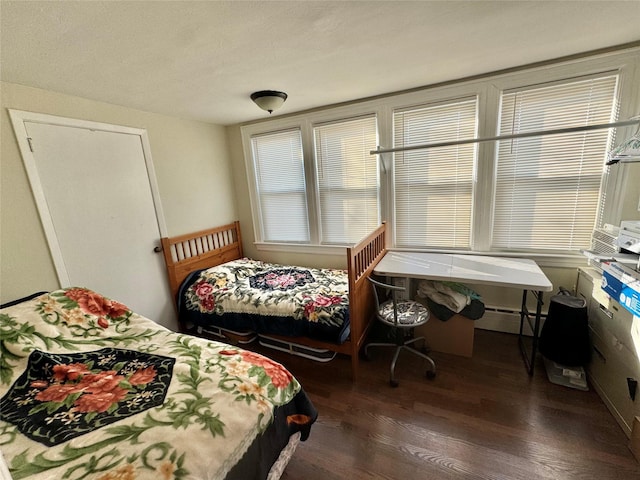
255;243;590;269
389;247;590;269
254;242;348;256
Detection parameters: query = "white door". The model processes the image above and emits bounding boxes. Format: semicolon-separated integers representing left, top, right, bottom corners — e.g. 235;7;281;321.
10;111;175;329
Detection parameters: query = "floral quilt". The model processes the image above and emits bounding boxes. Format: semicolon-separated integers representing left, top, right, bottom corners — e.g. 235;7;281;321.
0;288;316;480
179;258;350;343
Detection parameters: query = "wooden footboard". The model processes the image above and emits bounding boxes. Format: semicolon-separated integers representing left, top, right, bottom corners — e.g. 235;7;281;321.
346;222;387;379
160;221;387;380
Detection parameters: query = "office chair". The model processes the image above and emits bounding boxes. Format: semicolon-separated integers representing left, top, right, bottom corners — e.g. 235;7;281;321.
365;276;436;387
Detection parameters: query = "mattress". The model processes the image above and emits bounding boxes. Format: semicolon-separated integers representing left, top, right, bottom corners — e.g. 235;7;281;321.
178;258;351;344
0;288;317;480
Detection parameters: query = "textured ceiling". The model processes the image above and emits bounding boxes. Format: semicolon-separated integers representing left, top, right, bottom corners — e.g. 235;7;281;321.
2;1;640;126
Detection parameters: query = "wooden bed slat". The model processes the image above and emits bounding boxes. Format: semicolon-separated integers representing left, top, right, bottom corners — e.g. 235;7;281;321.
161;221;385;380
161;221;243;299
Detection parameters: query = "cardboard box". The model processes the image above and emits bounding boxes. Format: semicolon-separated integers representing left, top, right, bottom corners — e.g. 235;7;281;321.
417;312;474;357
601;262;640;317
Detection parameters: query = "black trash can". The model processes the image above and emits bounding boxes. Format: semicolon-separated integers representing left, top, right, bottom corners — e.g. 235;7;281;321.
538;288;590;367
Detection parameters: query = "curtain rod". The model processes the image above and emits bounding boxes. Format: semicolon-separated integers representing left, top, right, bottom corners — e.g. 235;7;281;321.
370;118;640;155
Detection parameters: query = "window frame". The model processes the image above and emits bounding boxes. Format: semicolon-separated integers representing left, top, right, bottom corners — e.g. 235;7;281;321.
389;95;480;252
240;48;640;266
250;127;310;244
489;72;620;254
312;114;381;246
241;102;385;255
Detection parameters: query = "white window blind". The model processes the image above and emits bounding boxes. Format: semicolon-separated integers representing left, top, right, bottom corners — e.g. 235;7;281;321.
493;75;618;252
314;115;380;245
393;98;478;248
251;129;310;243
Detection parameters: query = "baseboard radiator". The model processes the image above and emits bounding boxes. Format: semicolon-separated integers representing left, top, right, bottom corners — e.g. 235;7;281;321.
474;305;548;335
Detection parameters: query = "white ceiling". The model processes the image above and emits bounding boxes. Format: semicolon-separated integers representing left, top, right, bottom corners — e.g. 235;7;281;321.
2;1;640;126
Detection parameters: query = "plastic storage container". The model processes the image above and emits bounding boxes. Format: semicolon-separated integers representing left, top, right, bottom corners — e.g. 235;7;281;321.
543;357;588;391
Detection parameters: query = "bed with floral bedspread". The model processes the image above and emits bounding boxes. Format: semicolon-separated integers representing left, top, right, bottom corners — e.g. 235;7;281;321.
178;258;350;344
0;288;316;480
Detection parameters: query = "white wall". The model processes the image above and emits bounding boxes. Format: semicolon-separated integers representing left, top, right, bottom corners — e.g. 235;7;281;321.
1;82;237;306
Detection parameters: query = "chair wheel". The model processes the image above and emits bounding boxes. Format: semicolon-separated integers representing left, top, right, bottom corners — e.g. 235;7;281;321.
426;370;436;380
390;379;399;388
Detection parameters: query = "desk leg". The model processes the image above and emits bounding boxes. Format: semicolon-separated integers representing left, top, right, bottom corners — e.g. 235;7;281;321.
518;290;528;337
518;290;544;376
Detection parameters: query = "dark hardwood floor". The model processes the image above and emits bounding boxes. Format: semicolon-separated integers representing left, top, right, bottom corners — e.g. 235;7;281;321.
256;329;640;480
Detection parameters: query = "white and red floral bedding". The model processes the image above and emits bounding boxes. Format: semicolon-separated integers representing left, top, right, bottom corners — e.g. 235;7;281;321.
0;288;316;480
178;258;350;344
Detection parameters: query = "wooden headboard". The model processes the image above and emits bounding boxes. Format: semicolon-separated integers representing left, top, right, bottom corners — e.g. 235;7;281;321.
160;221;243;302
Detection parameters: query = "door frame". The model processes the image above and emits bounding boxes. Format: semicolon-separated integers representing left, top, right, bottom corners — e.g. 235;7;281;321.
8;109;168;286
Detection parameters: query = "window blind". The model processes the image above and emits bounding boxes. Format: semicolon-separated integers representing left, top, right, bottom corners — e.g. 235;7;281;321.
251;129;310;243
493;75;618;252
393;98;478;248
314;115;380;245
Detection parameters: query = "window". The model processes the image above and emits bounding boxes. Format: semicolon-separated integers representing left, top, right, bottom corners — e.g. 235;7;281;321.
247;114;379;247
242;49;637;260
251;129;309;243
314;115;379;244
393;98;478;249
492;75;618;252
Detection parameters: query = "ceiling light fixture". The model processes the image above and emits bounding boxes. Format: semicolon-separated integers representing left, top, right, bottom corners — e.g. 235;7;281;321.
250;90;288;114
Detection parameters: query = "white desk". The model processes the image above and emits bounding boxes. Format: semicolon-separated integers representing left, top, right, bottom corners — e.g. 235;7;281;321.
374;251;553;374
